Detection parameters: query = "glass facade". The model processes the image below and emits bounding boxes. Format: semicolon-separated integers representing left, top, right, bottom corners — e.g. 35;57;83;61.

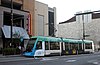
48;11;55;36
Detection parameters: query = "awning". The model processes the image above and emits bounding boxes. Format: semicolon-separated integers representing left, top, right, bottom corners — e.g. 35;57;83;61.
2;25;30;39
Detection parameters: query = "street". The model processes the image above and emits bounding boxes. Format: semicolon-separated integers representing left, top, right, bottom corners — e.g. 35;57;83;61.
0;53;100;65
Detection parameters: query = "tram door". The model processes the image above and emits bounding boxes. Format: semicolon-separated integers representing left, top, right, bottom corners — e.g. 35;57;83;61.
60;42;66;55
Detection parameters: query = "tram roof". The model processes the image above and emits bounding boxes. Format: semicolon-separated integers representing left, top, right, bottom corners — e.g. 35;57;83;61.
31;36;61;42
31;36;93;44
63;39;93;43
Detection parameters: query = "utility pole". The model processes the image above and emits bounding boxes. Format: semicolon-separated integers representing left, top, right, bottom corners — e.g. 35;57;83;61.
75;13;86;52
10;0;13;46
82;15;85;52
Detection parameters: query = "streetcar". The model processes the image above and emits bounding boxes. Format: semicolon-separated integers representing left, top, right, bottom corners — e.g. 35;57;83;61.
23;36;94;56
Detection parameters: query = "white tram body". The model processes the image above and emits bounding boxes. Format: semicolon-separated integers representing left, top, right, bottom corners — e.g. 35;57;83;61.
23;36;94;56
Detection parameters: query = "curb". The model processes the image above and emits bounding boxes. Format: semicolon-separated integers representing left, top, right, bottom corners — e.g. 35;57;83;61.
0;55;22;58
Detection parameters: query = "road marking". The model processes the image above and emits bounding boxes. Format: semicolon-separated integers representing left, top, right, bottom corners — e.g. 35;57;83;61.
88;60;100;65
66;60;76;62
88;60;96;63
97;55;100;56
93;62;99;65
40;58;58;61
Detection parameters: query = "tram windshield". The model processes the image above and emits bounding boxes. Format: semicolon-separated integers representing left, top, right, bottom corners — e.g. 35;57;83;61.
26;38;37;52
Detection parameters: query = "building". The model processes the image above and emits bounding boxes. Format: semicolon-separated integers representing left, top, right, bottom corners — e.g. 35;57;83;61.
35;1;48;36
0;0;56;54
48;7;56;37
0;0;35;52
57;10;100;51
35;1;56;37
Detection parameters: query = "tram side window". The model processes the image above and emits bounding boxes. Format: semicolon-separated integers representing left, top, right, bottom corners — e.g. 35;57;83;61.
65;42;69;50
73;43;78;50
85;43;92;49
79;44;82;50
70;43;73;50
36;41;42;49
50;42;60;50
70;43;78;50
45;42;49;50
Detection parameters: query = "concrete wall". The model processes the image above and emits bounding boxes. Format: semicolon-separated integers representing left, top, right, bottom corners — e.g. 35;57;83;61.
57;21;82;39
57;18;100;51
85;19;100;50
35;1;48;36
23;0;35;36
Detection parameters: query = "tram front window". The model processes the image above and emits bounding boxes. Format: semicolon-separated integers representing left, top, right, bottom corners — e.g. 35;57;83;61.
85;43;92;49
36;41;42;49
26;38;37;52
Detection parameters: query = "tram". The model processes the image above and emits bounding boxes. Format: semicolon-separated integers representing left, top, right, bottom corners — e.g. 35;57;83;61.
23;36;94;56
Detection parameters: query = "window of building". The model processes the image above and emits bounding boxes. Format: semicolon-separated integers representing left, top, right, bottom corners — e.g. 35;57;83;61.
3;12;24;27
1;0;22;10
84;14;92;23
48;11;54;36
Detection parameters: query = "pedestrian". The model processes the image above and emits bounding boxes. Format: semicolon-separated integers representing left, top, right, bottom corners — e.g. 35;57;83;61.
22;46;25;53
18;45;21;54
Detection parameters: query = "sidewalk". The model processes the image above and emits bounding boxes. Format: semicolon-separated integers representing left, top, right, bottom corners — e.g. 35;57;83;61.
0;54;30;62
0;54;41;62
93;51;100;54
0;54;22;58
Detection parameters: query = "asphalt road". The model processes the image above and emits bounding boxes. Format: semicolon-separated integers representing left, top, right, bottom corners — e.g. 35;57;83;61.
0;53;100;65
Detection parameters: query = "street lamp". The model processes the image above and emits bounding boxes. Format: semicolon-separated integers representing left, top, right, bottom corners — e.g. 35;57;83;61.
10;0;13;46
82;16;85;51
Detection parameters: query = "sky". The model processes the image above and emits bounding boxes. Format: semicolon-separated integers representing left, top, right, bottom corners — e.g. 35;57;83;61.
36;0;100;24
